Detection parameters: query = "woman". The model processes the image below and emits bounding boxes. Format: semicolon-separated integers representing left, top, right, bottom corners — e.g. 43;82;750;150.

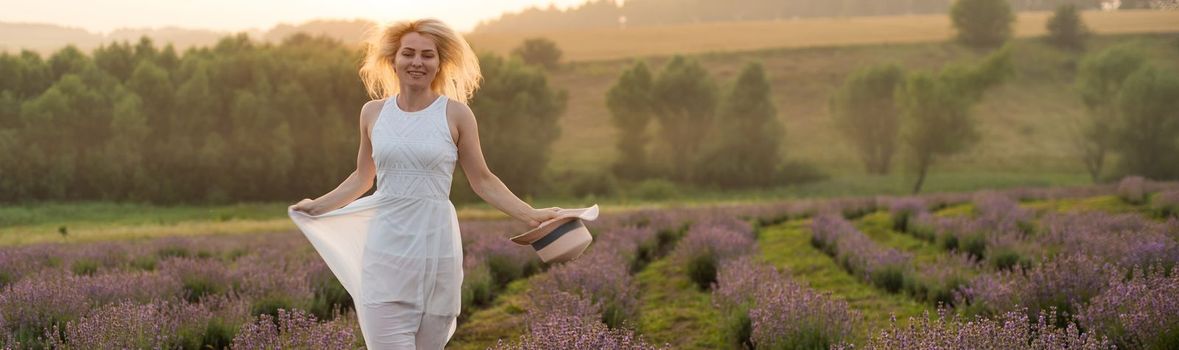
288;18;562;349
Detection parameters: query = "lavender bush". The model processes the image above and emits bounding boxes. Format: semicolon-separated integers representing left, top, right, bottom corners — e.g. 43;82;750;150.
670;219;756;290
1117;175;1147;205
491;296;669;350
972;191;1035;236
43;298;210;349
811;214;912;293
749;278;856;350
958;253;1116;322
1079;270;1179;349
887;197;928;233
858;307;1111;349
713;255;857;349
230;308;355;350
1152;190;1179;218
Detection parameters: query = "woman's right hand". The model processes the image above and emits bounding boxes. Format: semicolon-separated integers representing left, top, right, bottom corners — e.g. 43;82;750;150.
290;198;319;215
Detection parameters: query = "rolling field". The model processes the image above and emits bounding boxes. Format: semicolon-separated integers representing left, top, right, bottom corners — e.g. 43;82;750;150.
467;10;1179;62
530;32;1179;179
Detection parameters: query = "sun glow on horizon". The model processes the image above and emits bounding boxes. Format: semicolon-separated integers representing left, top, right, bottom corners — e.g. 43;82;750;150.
1;0;594;34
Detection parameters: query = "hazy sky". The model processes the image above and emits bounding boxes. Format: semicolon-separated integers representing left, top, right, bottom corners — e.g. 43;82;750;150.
2;0;594;34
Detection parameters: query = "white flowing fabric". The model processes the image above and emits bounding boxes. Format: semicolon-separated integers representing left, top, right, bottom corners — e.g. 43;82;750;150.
288;95;463;349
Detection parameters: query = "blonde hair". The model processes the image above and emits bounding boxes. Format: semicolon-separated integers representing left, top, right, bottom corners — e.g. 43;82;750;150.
359;18;482;103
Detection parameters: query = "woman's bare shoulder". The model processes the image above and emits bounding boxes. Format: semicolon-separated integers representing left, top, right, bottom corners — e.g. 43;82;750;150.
359;98;388;126
445;98;474;120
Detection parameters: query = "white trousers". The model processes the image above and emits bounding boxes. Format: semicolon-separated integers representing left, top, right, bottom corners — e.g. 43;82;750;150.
355;300;457;350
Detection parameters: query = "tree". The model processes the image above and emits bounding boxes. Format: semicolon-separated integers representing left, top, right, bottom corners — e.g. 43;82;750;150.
47;45;91;82
606;61;655;180
0;51;51;99
469;53;567;198
1110;65;1179;179
17;78;83;199
829;63;905;175
99;91;151;199
693;62;784;188
650;55;719;183
951;0;1015;49
93;41;137;82
511;37;563;70
1046;4;1089;51
899;47;1014;193
127;60;175;137
1074;45;1146;182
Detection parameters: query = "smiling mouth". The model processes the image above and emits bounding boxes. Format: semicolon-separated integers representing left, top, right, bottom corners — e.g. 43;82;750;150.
408;71;426;78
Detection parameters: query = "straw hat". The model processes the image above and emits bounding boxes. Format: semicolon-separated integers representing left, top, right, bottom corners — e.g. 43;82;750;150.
509;204;600;264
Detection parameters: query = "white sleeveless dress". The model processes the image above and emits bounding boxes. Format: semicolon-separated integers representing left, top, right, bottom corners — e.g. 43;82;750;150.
288;94;463;349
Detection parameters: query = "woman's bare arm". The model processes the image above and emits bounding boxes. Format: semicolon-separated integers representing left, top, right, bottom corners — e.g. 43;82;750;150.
297;100;383;215
450;100;559;227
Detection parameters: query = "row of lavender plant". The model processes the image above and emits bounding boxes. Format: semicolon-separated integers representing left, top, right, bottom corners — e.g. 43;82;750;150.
810;213;913;293
681;213;858;349
757;178;1179;348
955;214;1179;347
0;232;364;349
852;307;1112;349
489;209;694;349
951;183;1179;348
897;191;1035;268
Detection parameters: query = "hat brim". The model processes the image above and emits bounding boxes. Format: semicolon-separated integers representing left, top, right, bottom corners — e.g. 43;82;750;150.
509;204;599;245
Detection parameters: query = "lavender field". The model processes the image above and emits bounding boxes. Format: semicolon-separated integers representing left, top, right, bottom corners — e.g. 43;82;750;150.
2;177;1179;349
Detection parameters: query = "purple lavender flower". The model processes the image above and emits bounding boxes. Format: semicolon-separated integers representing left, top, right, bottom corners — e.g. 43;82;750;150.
887;197;927;233
1152;190;1179;218
230;308;355;350
810;214;911;292
490;312;669;350
45;298;212;349
972;191;1034;236
959;253;1116;317
1117;175;1147;205
528;250;638;328
749;278;857;349
860;307;1111;349
1078;270;1179;349
711;256;780;311
1039;212;1179;271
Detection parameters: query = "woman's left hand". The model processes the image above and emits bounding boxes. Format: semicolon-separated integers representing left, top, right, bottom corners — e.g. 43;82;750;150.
523;207;563;227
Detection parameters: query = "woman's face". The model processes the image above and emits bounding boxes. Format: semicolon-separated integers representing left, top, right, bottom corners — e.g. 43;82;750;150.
394;32;439;91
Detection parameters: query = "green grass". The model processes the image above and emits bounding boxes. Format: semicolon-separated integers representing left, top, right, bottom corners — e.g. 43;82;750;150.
854;212;948;267
1021;194;1145;216
449;278;532;350
635;259;726;349
1;171;1094;246
934;202;975;218
757;219;928;342
0;201;288;227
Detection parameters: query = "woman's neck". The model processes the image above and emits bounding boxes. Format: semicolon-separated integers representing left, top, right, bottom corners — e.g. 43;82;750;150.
397;87;439;112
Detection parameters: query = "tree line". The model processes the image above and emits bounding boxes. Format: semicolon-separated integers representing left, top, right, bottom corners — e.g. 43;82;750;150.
604;57;810;190
0;34;566;204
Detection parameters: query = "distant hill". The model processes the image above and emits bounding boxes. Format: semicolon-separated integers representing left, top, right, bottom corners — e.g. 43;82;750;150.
472;0;1155;33
0;19;377;55
466;10;1179;62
